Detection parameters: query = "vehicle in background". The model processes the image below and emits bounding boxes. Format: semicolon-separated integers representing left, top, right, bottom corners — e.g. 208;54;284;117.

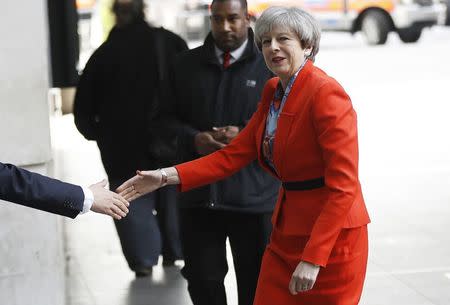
248;0;446;45
76;0;97;20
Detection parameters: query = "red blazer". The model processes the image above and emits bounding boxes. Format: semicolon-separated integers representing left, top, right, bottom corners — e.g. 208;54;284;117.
176;60;370;266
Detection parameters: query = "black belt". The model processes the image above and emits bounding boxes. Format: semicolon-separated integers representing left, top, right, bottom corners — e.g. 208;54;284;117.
282;177;325;191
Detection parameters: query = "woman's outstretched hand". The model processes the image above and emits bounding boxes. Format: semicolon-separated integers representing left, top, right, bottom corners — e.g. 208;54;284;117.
289;261;320;294
116;170;162;201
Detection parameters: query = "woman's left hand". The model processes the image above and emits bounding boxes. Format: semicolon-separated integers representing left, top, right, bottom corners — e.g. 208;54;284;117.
289;261;320;295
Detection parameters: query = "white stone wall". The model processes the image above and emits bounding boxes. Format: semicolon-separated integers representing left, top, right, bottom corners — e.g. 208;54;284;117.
0;1;65;304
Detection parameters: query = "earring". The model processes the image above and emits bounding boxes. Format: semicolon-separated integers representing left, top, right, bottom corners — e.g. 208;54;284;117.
305;48;312;58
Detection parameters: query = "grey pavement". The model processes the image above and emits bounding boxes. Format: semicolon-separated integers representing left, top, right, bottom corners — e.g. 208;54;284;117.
53;27;450;305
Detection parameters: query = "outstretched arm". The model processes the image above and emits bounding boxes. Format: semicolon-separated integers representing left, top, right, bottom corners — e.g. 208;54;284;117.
117;168;179;202
117;79;279;201
116;98;268;201
0;162;129;219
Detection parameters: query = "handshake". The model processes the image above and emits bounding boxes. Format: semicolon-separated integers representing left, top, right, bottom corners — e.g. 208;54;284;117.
91;168;175;220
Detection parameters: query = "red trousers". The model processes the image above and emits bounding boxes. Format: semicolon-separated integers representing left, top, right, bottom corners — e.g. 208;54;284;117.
254;226;368;305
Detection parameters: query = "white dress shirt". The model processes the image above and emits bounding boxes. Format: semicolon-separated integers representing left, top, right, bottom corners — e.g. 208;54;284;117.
214;39;249;66
80;186;95;214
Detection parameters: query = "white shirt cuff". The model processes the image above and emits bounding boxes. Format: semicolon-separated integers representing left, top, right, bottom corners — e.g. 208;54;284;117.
80;186;95;214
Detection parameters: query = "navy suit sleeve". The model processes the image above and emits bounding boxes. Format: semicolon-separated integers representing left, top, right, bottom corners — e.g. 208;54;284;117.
0;162;84;218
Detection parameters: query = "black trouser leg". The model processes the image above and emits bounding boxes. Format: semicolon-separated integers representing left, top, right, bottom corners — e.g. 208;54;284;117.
179;208;228;305
111;179;161;271
227;212;272;305
155;185;183;261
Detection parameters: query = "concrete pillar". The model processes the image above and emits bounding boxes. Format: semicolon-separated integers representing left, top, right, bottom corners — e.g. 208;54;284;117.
0;1;65;304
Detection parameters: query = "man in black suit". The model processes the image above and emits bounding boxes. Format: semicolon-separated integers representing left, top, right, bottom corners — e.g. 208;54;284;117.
0;162;129;219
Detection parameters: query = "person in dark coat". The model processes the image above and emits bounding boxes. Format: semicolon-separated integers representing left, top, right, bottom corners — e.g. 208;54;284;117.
73;0;188;276
161;0;279;304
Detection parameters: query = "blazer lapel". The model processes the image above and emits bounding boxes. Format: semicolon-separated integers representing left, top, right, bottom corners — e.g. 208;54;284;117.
281;60;313;114
272;112;295;178
271;61;314;178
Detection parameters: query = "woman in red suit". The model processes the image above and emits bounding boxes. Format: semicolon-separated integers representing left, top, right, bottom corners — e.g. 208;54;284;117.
118;6;370;305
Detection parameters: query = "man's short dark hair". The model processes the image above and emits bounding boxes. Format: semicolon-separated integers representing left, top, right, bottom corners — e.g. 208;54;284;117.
211;0;248;14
